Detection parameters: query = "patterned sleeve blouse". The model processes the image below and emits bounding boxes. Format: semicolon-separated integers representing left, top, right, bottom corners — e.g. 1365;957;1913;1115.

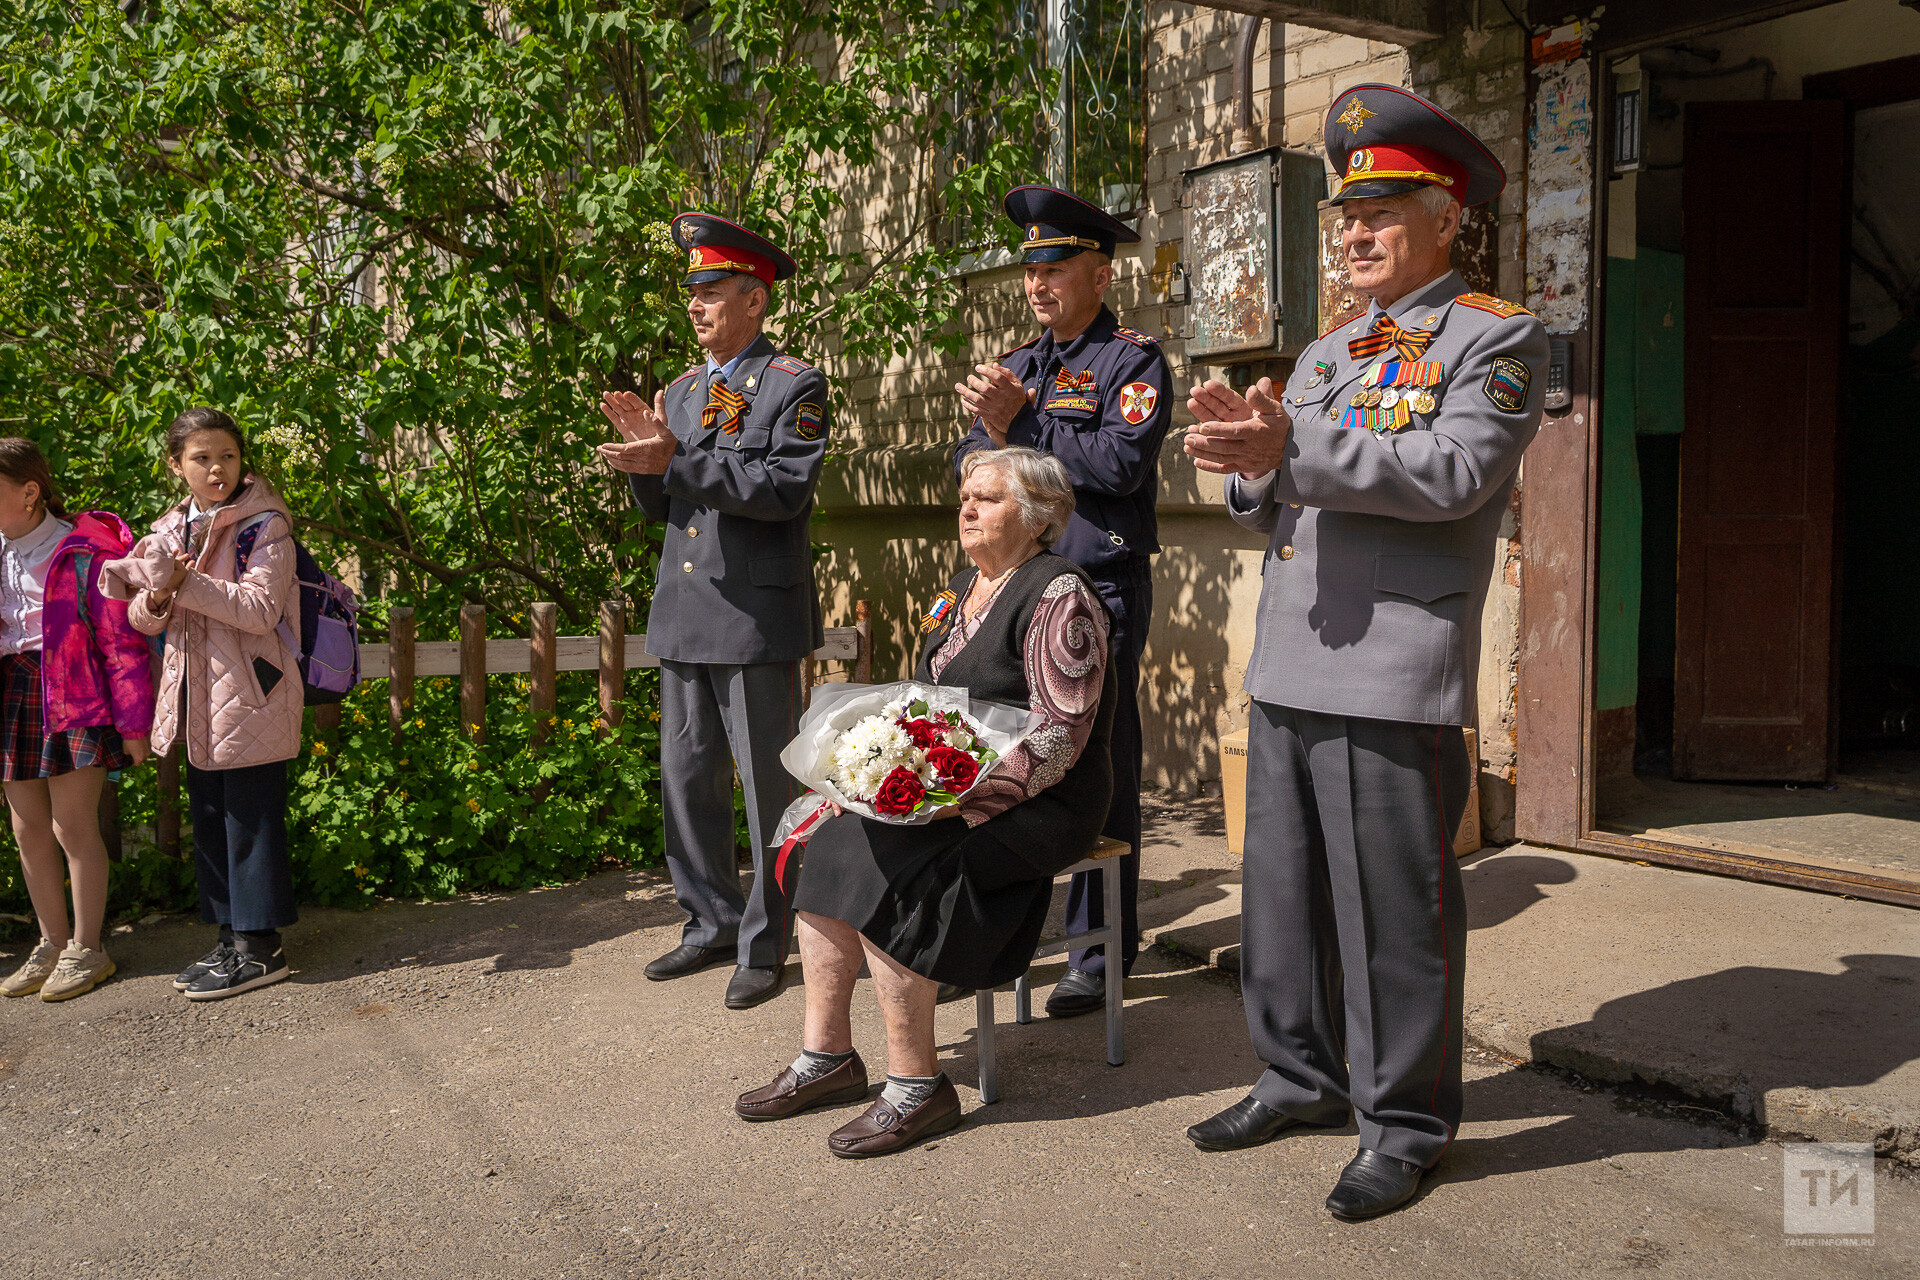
927;571;1110;827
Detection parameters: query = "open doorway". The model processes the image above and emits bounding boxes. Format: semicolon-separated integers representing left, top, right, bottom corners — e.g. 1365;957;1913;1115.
1590;1;1920;892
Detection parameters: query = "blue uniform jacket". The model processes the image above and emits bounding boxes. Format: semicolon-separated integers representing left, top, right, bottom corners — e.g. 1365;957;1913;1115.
952;305;1174;577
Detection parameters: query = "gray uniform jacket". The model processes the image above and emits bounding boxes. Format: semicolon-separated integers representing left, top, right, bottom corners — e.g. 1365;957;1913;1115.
1227;270;1548;727
628;333;829;664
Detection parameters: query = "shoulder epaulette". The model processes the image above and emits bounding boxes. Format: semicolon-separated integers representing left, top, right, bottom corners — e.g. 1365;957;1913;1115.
997;334;1043;361
1454;292;1532;320
669;367;701;387
1113;326;1159;347
1321;312;1365;339
769;353;814;376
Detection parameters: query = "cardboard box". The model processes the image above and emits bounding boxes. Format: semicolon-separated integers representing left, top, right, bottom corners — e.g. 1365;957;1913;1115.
1219;725;1482;858
1220;729;1250;857
1456;728;1482;857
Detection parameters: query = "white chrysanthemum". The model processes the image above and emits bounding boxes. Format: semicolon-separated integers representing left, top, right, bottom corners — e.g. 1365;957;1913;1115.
828;714;918;801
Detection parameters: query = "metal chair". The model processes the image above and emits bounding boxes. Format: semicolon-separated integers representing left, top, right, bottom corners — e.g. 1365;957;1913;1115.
974;835;1128;1103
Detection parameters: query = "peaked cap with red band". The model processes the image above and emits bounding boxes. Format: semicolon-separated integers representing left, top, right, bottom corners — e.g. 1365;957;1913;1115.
670;212;796;287
1323;83;1505;208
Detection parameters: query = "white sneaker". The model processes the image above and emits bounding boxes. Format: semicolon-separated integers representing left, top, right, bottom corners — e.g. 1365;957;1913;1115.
1;936;61;997
39;942;116;1002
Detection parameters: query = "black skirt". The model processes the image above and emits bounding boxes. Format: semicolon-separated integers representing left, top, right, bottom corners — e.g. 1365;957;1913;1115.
791;810;1061;990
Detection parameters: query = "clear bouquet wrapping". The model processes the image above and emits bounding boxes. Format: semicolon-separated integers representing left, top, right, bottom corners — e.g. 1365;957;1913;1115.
770;681;1036;849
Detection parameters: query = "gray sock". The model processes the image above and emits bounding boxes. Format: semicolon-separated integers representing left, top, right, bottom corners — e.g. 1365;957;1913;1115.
881;1072;944;1111
789;1048;854;1083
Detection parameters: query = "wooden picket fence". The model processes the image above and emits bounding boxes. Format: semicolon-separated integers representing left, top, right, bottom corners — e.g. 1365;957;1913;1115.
143;599;874;858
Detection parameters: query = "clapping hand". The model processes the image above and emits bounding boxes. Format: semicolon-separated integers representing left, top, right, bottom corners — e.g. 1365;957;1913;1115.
955;364;1035;443
1184;377;1294;479
596;390;679;475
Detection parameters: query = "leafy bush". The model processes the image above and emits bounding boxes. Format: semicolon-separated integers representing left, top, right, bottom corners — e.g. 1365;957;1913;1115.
289;674;664;906
0;674;667;937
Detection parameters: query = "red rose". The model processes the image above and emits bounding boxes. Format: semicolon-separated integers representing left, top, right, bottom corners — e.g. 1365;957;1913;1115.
897;717;943;749
873;766;927;815
926;745;979;790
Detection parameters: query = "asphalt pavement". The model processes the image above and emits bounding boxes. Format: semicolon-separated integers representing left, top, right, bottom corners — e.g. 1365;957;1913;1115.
1;858;1914;1279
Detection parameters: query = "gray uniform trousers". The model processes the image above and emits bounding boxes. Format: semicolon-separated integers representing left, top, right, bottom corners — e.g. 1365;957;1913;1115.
1242;700;1471;1169
658;658;805;970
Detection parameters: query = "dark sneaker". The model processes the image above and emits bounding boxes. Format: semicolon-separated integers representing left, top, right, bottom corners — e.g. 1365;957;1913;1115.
173;943;237;992
183;948;290;1001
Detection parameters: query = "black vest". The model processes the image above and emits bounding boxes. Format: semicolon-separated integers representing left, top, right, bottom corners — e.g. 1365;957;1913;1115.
914;552;1117;867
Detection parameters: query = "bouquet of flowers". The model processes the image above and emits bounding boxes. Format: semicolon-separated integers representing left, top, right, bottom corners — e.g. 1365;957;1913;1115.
772;681;1035;848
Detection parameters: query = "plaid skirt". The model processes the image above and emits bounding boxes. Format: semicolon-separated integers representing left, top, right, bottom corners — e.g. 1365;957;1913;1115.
0;651;130;782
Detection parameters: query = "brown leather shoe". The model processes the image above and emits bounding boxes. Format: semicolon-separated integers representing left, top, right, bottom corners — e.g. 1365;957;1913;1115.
735;1052;870;1122
827;1076;963;1158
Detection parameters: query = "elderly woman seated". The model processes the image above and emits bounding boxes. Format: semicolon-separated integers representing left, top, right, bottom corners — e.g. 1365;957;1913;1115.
737;446;1116;1156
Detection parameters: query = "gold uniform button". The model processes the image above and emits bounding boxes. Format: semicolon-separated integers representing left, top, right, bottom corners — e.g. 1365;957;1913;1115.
682;561;694;573
1280;546;1295;560
687;526;700;537
1289;502;1301;509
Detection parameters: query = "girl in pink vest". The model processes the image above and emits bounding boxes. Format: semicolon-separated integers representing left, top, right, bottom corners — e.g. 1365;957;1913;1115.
128;409;303;1001
0;439;155;1002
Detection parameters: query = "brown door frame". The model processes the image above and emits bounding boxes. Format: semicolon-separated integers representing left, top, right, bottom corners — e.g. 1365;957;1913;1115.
1514;40;1920;909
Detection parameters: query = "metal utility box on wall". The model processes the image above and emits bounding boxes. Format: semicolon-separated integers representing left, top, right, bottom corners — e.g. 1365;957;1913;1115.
1182;148;1324;360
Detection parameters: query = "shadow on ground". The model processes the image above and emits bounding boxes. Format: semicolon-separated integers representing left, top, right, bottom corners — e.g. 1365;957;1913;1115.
29;863;688;989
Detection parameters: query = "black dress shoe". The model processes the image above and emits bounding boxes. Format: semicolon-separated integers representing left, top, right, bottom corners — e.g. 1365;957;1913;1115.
1186;1096;1332;1151
1044;967;1104;1018
724;963;787;1010
644;943;732;981
1326;1148;1425;1221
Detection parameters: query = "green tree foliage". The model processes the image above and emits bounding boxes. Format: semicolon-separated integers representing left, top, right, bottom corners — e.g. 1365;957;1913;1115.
0;0;1047;627
0;0;1049;926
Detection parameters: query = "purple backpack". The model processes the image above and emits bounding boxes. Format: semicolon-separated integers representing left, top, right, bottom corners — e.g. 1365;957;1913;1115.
235;515;361;705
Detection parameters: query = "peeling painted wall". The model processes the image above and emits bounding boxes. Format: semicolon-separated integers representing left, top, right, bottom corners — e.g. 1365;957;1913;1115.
1187;155;1276;357
1525;57;1593;334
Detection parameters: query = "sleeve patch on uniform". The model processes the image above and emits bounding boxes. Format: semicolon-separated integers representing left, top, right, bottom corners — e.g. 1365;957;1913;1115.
1455;292;1532;319
1113;326;1160;346
795;401;826;441
770;354;813;375
1118;381;1159;424
1483;357;1531;412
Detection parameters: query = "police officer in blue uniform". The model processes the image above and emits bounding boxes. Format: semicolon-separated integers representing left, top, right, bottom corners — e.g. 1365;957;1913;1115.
953;185;1173;1016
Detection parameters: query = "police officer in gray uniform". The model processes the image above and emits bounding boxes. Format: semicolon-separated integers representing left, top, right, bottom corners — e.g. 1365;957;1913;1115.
1179;85;1548;1220
599;212;830;1011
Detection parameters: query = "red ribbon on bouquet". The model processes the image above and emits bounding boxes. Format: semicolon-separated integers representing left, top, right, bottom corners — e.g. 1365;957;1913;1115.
774;798;834;895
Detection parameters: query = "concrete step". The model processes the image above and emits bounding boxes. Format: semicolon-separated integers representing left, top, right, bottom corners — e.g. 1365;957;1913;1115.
1138;842;1920;1166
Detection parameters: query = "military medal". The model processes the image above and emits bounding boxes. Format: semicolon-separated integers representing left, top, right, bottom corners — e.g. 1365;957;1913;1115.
1338;360;1447;434
1305;359;1335;390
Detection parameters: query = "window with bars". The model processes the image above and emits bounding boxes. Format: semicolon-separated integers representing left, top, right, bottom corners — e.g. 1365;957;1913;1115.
942;0;1144;248
1045;0;1144;215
